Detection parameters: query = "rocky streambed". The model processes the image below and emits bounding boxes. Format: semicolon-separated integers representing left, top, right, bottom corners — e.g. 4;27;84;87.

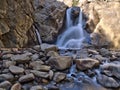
0;43;120;90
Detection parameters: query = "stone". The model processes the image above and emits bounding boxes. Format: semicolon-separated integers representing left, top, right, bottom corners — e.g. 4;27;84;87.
31;54;39;61
19;73;35;83
48;56;72;70
99;48;111;56
0;81;12;89
11;54;31;63
30;70;49;78
2;54;13;59
3;61;16;68
9;66;24;74
97;75;120;88
100;63;120;79
11;83;21;90
41;43;58;53
94;55;109;63
76;58;99;70
33;45;41;51
30;85;43;90
29;61;51;71
53;72;66;83
47;51;59;57
0;74;14;82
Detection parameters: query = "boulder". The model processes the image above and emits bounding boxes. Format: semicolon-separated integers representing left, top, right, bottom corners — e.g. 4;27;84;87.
11;83;21;90
100;63;120;79
76;58;99;70
9;66;24;74
53;72;66;83
97;75;120;88
11;54;31;63
30;85;43;90
19;73;35;83
48;56;72;70
0;81;12;89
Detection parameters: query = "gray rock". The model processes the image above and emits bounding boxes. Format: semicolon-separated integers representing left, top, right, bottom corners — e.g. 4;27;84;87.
49;70;54;80
11;54;31;63
41;43;58;53
101;63;120;79
3;61;16;68
33;45;41;51
47;51;59;57
30;61;50;71
31;54;39;61
9;66;24;74
76;58;99;70
0;81;12;89
30;85;43;90
30;70;49;78
0;74;14;82
99;48;111;56
19;73;35;83
94;55;109;63
11;83;21;90
53;72;66;83
97;75;120;88
48;56;72;70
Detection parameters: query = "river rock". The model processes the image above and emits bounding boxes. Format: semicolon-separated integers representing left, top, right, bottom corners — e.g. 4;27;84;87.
31;54;39;61
19;73;35;83
32;45;41;51
11;83;21;90
0;81;12;89
100;63;120;79
0;74;14;82
30;70;49;78
48;56;72;70
53;72;66;83
49;70;54;80
9;66;24;74
99;48;111;57
97;75;120;88
11;54;31;63
94;55;109;63
41;43;58;53
76;58;99;70
47;51;59;57
3;61;16;68
30;85;43;90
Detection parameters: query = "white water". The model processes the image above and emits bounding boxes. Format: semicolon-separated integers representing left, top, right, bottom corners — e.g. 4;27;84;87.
56;7;85;49
33;25;42;45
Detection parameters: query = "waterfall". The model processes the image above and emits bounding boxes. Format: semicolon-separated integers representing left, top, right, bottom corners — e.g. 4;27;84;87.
56;7;85;49
33;24;42;45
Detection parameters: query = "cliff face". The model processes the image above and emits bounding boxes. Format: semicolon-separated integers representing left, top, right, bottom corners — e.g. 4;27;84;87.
0;0;34;47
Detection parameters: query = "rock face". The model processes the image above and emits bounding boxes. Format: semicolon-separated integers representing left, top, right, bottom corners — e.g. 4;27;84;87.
83;1;120;48
33;0;67;43
0;0;34;47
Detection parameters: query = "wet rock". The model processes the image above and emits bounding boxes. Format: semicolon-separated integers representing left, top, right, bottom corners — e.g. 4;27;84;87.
97;75;120;88
48;85;60;90
2;54;13;59
30;85;43;90
41;43;58;53
11;54;31;63
0;81;12;89
88;49;99;55
0;74;14;82
76;58;99;70
101;63;120;79
48;56;72;70
19;73;35;83
53;72;66;83
30;70;49;78
11;83;21;90
9;66;24;74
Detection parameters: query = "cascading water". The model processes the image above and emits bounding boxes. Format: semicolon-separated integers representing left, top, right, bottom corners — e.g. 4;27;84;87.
56;7;85;49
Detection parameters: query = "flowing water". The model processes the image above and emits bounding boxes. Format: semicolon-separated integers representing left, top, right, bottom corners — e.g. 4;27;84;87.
56;7;85;49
